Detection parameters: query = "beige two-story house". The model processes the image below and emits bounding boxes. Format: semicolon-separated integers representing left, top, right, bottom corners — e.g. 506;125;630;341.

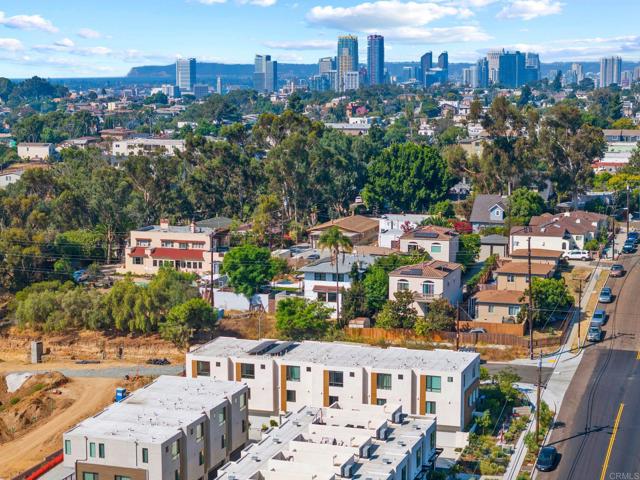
494;262;555;291
471;290;526;324
398;225;459;263
388;260;463;315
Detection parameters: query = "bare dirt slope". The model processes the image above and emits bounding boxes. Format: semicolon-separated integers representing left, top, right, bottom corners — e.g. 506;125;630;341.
0;376;118;479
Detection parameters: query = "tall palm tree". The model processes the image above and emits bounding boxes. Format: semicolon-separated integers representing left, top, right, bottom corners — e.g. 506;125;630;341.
318;226;353;325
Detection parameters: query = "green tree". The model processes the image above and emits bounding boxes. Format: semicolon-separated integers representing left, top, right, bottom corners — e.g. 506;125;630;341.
376;290;418;329
363;143;452;212
494;368;521;404
414;298;456;335
611;118;636;130
222;244;276;299
527;277;573;324
275;297;331;340
341;264;369;322
287;91;304;114
317;226;354;325
509;188;545;224
456;234;481;268
160;298;216;347
539;103;606;207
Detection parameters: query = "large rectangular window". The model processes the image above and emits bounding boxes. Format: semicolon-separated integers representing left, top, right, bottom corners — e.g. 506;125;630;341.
64;439;71;455
218;406;226;424
286;390;297;402
376;373;392;390
286;365;301;382
239;392;247;409
240;363;255;379
328;395;339;405
142;448;148;463
89;442;96;458
508;305;521;316
83;474;99;480
170;440;180;459
314;272;327;281
196;423;204;441
425;401;436;414
116;476;132;480
196;361;210;376
328;371;344;387
426;375;441;393
98;443;105;458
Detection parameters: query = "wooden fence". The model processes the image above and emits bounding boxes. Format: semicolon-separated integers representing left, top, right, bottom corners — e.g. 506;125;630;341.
345;307;575;349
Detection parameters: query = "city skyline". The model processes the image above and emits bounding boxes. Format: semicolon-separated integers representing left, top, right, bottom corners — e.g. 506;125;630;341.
1;1;640;77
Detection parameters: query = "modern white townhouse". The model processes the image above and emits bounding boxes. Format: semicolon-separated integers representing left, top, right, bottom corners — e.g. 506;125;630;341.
17;142;54;161
216;403;438;480
299;253;376;318
186;337;480;432
62;376;249;480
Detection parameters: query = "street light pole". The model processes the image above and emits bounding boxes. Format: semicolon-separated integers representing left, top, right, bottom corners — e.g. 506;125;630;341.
528;237;534;360
536;351;542;444
627;184;631;235
577;279;583;351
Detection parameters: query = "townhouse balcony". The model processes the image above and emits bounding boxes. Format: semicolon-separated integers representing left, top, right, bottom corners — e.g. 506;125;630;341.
413;292;443;302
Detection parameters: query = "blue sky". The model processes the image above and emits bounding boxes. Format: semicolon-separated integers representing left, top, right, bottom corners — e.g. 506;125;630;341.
1;0;639;77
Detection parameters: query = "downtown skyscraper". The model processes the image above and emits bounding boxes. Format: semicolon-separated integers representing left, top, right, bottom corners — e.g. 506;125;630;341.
337;35;359;91
367;34;384;86
600;56;622;87
176;58;196;93
254;54;278;93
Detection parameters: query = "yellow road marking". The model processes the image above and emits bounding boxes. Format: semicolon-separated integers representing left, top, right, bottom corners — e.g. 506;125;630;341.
600;403;625;480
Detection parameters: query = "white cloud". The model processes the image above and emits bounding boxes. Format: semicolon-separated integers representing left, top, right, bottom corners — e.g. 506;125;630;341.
55;38;75;48
0;11;58;33
238;0;277;5
263;39;334;50
0;38;24;51
307;1;467;30
382;25;491;43
77;28;102;39
497;0;563;21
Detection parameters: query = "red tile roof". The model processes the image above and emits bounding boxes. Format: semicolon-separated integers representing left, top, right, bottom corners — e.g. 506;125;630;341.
313;285;339;293
150;248;204;261
128;247;148;257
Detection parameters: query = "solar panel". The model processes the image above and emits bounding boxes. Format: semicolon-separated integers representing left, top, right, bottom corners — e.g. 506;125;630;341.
414;231;439;239
402;268;423;276
246;340;277;355
268;341;296;356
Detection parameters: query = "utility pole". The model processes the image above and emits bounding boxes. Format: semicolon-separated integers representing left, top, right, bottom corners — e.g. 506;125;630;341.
627;184;631;235
612;217;616;260
536;351;542;444
208;230;216;308
528;237;534;360
456;303;460;351
577;279;583;351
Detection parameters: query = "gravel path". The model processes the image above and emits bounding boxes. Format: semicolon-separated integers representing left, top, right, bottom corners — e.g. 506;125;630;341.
7;364;183;378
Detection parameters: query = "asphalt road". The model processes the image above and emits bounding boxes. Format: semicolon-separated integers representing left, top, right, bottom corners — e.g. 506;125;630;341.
538;253;640;480
486;363;554;385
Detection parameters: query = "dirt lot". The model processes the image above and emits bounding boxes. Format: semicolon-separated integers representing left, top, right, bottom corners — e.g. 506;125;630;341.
0;375;119;478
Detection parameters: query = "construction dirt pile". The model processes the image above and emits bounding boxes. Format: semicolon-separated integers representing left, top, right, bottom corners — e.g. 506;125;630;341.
0;327;183;363
0;371;70;444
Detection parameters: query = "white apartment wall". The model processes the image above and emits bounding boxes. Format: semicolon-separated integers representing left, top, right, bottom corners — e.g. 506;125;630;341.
213;290;269;312
399;236;459;262
302;274;352;318
511;234;569;253
388;270;461;314
17;144;53;160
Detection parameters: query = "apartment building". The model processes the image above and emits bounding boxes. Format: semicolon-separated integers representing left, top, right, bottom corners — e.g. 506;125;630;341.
123;219;230;276
216;403;438;480
186;337;480;431
307;215;380;248
398;225;459;263
112;137;186;157
62;376;249;480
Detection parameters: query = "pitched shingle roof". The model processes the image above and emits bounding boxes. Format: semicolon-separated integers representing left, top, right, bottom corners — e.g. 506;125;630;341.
473;289;527;305
389;260;462;278
400;225;457;241
470;194;506;225
308;215;379;234
495;262;555;276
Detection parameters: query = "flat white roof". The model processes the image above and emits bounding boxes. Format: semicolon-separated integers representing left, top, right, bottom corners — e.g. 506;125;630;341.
190;337;478;373
216;404;435;480
65;376;245;444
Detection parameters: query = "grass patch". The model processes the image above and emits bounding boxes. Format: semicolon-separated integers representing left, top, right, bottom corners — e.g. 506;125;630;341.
29;383;46;394
9;397;20;405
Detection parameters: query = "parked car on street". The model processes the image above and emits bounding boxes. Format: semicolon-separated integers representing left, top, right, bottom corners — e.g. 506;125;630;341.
610;264;625;277
622;242;635;254
591;309;607;326
536;446;558;471
599;287;613;303
562;250;591;261
587;324;603;342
